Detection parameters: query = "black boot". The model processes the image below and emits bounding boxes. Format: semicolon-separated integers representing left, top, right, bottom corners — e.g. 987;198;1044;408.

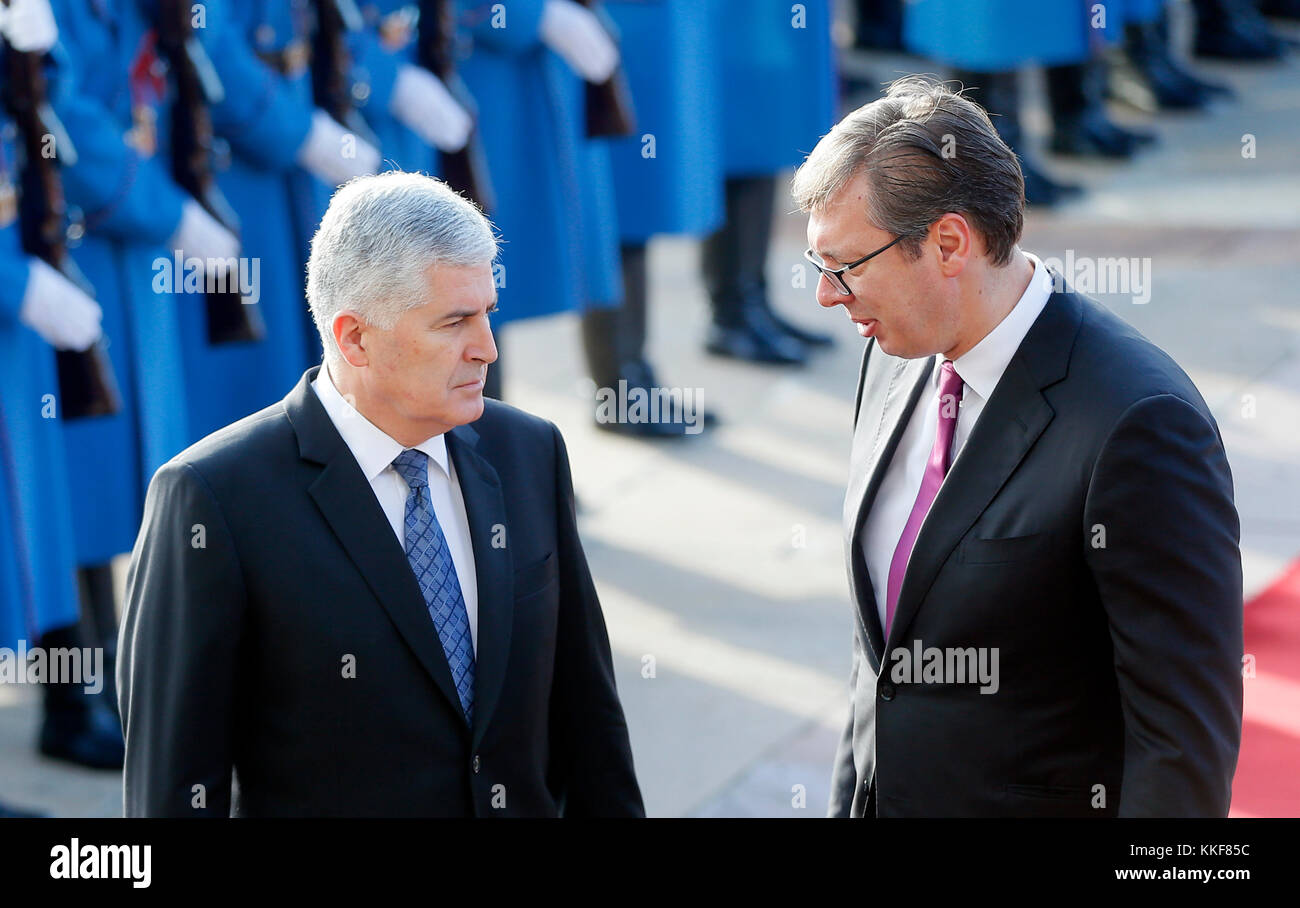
584;243;716;438
729;177;834;348
37;620;124;770
1124;20;1233;110
954;68;1083;208
703;177;810;365
1192;0;1289;60
1048;61;1157;159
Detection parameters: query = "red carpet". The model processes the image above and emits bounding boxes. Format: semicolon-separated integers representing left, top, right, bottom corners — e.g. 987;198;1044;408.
1230;559;1300;817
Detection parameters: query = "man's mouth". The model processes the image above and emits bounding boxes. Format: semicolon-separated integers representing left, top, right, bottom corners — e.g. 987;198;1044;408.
852;318;878;338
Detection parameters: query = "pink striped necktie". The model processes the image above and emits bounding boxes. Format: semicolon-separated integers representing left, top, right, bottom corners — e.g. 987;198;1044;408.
884;359;964;639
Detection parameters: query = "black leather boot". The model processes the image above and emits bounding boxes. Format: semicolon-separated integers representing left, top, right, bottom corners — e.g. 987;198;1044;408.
37;619;124;770
1193;0;1289;59
954;68;1082;207
1048;61;1158;159
703;177;810;365
1124;20;1233;109
584;243;716;438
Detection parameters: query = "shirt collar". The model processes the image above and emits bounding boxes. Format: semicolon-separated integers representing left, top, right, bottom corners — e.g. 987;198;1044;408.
933;251;1054;400
311;363;451;482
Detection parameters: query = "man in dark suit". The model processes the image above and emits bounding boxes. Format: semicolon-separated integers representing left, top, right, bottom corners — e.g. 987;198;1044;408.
117;172;644;817
793;77;1242;817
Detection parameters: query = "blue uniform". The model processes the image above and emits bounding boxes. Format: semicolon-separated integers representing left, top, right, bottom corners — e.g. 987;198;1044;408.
602;0;724;242
49;0;192;566
175;0;321;439
0;114;82;644
458;0;622;322
904;0;1124;72
715;0;837;177
353;1;437;174
1123;0;1165;25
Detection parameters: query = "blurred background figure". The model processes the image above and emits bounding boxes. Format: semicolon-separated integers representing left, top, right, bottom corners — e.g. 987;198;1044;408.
44;0;220;770
586;0;723;437
1192;0;1295;59
350;1;472;175
900;0;1096;204
702;0;838;367
1118;0;1234;110
174;0;378;442
1;0;105;789
458;0;625;402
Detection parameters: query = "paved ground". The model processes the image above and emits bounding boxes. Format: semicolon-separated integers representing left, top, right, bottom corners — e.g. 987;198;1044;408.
2;42;1297;818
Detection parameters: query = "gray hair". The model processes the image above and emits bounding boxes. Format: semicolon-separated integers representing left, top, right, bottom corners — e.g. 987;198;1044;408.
306;171;499;365
791;75;1024;267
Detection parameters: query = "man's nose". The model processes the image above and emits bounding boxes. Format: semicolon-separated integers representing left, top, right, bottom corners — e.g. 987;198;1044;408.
471;314;498;364
815;272;849;309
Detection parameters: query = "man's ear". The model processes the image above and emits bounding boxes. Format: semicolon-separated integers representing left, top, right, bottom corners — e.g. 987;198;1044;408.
333;310;369;367
931;213;972;277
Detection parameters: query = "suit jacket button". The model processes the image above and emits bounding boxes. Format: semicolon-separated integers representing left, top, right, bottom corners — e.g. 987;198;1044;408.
879;683;895;701
472;754;481;774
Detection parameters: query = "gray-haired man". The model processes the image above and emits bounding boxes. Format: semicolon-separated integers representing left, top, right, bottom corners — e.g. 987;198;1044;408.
118;172;644;817
797;77;1242;817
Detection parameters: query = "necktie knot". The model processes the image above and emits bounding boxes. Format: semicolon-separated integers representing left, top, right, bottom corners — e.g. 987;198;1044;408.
939;358;964;397
392;449;429;491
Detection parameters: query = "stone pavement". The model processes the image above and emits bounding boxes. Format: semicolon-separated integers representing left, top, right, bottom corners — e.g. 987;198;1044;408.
2;43;1296;818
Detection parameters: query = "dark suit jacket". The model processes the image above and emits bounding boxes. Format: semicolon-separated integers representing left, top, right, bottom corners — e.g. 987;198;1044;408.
118;367;644;817
830;288;1243;817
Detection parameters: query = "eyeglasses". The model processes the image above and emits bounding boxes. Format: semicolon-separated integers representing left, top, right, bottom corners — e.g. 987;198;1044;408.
804;234;907;296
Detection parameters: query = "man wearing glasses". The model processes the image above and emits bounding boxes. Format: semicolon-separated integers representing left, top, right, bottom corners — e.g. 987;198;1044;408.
794;76;1243;817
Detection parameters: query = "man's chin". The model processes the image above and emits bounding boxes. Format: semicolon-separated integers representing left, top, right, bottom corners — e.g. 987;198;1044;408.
452;390;486;424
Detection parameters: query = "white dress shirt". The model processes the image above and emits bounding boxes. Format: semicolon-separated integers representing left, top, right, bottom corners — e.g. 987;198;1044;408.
312;365;479;654
860;252;1056;629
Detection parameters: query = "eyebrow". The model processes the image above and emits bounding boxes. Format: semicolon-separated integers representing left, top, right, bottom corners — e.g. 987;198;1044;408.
439;300;499;321
815;247;860;266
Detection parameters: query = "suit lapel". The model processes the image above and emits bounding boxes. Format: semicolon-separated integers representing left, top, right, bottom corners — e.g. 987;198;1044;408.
884;289;1084;649
844;342;935;663
284;367;466;723
446;424;514;748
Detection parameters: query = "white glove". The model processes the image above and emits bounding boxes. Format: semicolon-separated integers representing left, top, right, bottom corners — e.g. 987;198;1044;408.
296;108;381;186
169;198;240;262
539;0;618;84
389;64;472;153
0;0;59;53
19;259;103;351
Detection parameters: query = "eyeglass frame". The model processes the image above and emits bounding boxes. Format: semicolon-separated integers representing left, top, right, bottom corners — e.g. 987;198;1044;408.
804;234;908;296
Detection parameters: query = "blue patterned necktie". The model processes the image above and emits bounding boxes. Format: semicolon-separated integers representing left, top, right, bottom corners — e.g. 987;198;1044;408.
392;448;475;724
